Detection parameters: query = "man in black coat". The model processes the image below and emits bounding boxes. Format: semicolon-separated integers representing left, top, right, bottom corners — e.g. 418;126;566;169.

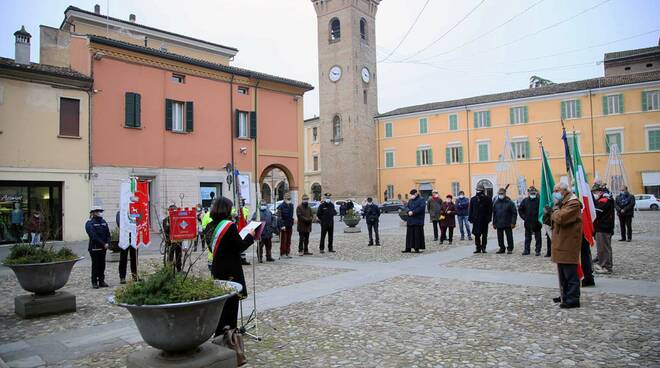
518;186;542;256
403;189;426;253
593;183;615;273
468;184;492;253
363;197;381;246
316;193;337;253
492;188;517;254
86;206;110;289
615;185;635;242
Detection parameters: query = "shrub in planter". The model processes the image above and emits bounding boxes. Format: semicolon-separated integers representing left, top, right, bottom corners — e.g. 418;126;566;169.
343;209;361;227
3;243;82;296
111;248;240;353
108;227;121;252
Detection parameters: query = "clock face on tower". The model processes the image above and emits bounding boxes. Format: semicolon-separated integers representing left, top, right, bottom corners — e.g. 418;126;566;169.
361;67;370;84
329;65;342;82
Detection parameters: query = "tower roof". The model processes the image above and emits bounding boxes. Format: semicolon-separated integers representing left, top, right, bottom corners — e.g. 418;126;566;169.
14;25;31;38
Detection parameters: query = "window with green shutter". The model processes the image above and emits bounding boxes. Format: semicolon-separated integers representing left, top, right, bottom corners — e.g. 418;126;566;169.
185;101;194;132
648;130;660;151
605;131;623;153
125;92;141;128
385;122;393;137
604;94;623;115
478;143;489;162
510;106;528;124
512;140;530;160
385;151;395;168
474;111;490;128
417;148;432;166
249;111;257;138
561;100;580;119
642;90;660;111
419;118;428;134
449;114;458;131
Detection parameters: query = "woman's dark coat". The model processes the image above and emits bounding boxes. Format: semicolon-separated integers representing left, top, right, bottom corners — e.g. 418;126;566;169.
205;221;254;297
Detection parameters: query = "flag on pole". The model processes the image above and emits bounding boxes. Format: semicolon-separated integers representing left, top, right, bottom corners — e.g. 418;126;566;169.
571;133;596;246
538;145;556;224
561;127;575;184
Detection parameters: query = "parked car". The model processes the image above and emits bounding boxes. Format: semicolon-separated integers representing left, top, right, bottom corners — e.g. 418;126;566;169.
379;200;404;213
334;200;363;215
634;194;659;210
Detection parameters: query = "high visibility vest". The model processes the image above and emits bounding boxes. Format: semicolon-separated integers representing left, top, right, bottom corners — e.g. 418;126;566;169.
202;212;212;230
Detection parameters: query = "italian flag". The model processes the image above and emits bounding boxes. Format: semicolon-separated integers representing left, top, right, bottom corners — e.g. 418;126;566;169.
571;137;596;246
538;145;556;225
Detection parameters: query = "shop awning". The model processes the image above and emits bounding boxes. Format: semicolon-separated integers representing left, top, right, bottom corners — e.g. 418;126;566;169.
642;172;660;186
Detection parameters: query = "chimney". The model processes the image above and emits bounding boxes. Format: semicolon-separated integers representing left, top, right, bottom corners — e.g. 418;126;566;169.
129;14;136;23
14;26;31;65
94;4;100;14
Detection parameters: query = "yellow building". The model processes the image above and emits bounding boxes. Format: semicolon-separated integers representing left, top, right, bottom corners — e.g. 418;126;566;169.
376;68;660;201
303;117;322;200
0;27;93;243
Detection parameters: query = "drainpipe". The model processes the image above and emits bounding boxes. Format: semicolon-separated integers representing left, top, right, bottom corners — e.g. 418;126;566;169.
229;76;236;203
464;105;472;197
376;117;381;201
588;89;596;176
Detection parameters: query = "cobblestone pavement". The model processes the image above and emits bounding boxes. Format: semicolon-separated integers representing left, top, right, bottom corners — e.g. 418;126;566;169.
0;253;348;344
241;275;660;368
1;212;658;367
53;275;660;368
446;211;660;282
300;224;465;263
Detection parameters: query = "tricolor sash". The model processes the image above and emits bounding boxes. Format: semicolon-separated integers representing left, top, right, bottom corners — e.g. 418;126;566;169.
211;220;232;258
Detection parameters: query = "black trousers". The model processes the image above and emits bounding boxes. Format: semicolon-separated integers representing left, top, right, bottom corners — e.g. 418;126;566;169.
524;223;542;253
497;227;514;251
215;294;240;336
119;247;138;280
89;249;106;284
367;221;380;244
258;238;273;260
618;215;633;240
474;231;488;251
320;224;334;251
557;263;580;305
167;243;182;272
298;231;310;253
440;226;453;242
581;237;595;286
431;221;439;240
545;233;552;256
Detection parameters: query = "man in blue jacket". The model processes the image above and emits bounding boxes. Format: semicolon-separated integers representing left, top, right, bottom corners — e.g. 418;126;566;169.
86;206;110;289
455;191;472;241
403;189;426;253
277;194;294;258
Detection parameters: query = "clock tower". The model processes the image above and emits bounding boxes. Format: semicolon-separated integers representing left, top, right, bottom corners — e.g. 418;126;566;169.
312;0;380;200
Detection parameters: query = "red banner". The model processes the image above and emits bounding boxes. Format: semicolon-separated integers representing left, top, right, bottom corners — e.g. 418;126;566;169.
168;207;198;241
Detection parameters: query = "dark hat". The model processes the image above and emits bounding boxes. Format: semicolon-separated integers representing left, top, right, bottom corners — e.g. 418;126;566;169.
367;197;373;201
324;192;332;197
446;193;453;198
591;182;603;191
409;189;418;195
497;187;506;195
476;184;485;192
528;185;538;192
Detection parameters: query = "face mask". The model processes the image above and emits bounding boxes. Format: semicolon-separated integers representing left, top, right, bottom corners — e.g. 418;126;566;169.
325;198;331;203
497;195;504;200
593;193;601;199
603;192;610;198
530;194;537;199
458;195;464;199
432;194;438;199
446;198;452;203
260;205;267;210
285;200;290;204
552;192;563;202
410;194;416;199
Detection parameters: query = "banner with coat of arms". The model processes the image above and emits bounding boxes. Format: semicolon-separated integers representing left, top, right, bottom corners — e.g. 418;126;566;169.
119;178;150;249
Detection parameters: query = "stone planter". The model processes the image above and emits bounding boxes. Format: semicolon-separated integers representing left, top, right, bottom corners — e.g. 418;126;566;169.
5;257;83;318
343;217;360;227
5;257;83;295
111;280;242;354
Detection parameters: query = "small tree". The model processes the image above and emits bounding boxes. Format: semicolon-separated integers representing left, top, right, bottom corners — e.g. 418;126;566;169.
529;75;554;89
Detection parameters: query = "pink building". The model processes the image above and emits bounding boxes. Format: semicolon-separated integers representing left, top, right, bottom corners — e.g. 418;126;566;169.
40;6;313;225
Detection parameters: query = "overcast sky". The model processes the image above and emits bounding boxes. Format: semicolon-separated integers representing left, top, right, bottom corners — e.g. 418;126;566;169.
1;0;659;119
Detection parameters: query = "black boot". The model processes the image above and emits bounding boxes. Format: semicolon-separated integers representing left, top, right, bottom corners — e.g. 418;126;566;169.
99;280;109;288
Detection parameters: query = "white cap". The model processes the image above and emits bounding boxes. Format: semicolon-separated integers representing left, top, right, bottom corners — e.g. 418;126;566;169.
90;205;104;213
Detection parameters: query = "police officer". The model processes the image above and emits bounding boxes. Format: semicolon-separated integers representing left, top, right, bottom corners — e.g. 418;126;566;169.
316;193;337;253
86;206;110;289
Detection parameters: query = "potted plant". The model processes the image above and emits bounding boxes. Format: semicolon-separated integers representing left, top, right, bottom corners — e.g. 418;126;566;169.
343;208;361;227
3;243;82;295
107;227;121;262
110;244;241;358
